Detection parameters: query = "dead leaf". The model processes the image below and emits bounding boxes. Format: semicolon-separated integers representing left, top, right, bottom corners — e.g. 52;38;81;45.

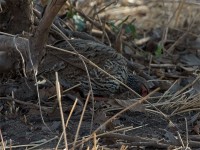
94;111;109;122
39;86;62;100
94;111;110;132
164;131;178;144
189;112;200;124
115;99;145;112
180;53;200;66
179;65;197;72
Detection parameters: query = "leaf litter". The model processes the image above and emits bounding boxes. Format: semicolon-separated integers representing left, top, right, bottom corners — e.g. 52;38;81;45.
1;0;200;149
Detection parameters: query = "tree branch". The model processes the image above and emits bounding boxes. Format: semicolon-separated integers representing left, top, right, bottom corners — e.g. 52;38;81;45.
28;0;66;73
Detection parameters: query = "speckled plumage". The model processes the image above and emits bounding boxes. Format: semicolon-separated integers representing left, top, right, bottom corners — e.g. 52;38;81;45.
40;39;148;96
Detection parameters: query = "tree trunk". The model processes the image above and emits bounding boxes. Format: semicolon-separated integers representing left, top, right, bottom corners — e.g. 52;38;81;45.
0;0;66;74
0;0;33;34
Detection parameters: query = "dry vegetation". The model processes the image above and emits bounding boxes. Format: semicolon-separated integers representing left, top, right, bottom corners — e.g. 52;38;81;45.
1;0;200;149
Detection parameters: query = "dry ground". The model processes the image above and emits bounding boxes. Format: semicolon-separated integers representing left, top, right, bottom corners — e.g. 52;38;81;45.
1;0;200;149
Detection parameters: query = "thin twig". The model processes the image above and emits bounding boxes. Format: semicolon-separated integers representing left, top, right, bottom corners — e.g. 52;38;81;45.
73;91;91;149
0;129;5;150
48;83;81;100
185;118;189;149
0;97;50;111
52;23;96;138
55;72;68;150
27;136;58;150
56;98;78;149
72;88;159;149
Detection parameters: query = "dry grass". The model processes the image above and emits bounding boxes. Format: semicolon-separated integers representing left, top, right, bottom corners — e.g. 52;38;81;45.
2;0;200;149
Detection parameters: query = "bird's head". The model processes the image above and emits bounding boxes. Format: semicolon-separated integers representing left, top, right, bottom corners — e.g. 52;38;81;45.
126;74;149;97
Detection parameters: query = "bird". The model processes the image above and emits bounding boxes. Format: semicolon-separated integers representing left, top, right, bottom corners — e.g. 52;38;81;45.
39;39;149;97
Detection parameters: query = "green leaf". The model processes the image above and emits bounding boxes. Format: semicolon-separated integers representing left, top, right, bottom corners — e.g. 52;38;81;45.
155;44;162;57
118;15;130;27
125;24;137;38
108;21;119;33
67;10;75;19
